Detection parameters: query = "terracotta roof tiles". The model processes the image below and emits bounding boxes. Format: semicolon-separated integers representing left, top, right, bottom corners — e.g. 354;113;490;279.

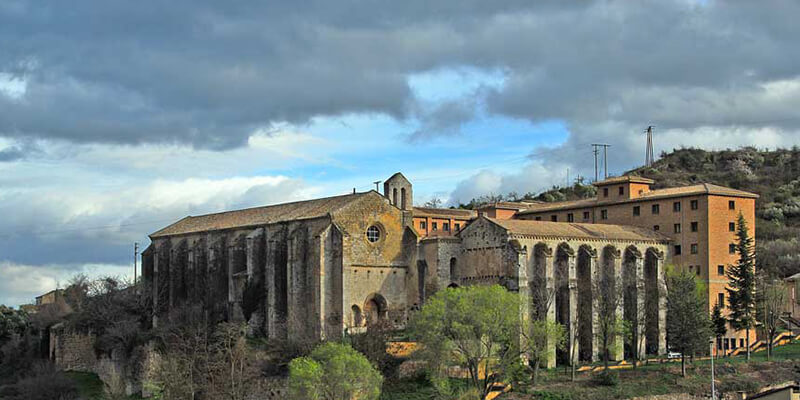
487;217;670;242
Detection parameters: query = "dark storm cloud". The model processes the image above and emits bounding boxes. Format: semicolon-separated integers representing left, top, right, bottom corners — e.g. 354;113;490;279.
1;1;799;152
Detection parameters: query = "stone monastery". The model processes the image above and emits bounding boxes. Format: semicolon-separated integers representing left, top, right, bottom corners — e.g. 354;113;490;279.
143;172;758;366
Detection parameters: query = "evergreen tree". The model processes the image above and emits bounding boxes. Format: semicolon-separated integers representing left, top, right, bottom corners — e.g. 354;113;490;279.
667;270;711;377
726;212;756;361
711;302;727;356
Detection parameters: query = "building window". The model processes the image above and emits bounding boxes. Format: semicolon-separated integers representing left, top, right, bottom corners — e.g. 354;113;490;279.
673;201;681;212
366;225;381;243
551;215;558;222
535;217;542;221
652;204;660;215
619;186;624;196
653;225;660;231
455;223;461;231
729;243;736;254
633;206;640;216
718;293;724;307
432;222;438;231
603;188;609;197
718;265;725;275
696;266;701;276
443;222;450;232
691;221;698;232
729;200;736;210
567;213;574;222
691;243;698;254
674;223;681;233
420;221;427;230
583;211;590;220
601;209;608;220
675;245;682;255
729;222;736;232
691;200;699;210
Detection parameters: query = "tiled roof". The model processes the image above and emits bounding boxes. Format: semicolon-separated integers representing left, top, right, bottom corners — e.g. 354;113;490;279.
412;207;476;219
487;217;670;242
151;192;371;238
594;176;655;186
518;183;759;214
477;201;543;210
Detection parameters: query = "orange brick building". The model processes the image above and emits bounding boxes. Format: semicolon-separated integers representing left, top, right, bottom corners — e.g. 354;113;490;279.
411;207;475;237
515;176;758;354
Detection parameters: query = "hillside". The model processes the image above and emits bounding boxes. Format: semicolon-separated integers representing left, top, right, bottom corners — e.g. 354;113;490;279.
465;147;800;278
626;147;800;277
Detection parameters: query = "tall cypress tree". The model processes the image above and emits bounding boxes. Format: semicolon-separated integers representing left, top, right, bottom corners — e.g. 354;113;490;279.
725;212;756;361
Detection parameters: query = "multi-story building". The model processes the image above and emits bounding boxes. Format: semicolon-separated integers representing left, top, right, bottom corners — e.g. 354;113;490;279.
516;176;759;354
411;207;475;237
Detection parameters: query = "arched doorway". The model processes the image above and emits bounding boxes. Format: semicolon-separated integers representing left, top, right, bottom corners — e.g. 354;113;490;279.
364;293;388;326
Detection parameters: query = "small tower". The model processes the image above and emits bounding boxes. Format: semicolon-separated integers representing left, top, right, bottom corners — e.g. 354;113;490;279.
383;172;413;210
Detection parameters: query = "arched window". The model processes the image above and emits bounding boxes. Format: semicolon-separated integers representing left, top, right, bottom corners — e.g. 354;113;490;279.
364;293;388;326
392;188;398;206
401;188;407;209
450;257;458;281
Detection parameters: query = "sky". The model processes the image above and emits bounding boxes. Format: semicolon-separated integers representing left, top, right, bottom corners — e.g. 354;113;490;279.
2;0;800;307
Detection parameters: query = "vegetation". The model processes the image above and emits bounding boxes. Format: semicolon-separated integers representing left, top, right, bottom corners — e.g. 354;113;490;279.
288;342;383;400
522;319;566;386
756;276;787;360
408;285;521;398
666;270;711;377
726;213;757;361
711;302;727;350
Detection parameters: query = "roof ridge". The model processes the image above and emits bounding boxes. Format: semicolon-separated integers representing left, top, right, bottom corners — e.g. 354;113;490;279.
182;191;367;220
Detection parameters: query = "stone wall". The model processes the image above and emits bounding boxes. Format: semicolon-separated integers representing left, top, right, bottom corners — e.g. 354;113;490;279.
52;329;96;372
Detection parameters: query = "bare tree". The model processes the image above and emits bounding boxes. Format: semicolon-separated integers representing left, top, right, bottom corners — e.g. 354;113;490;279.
757;277;787;360
594;270;623;371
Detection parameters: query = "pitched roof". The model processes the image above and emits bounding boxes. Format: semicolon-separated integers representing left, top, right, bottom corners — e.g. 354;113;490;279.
518;183;759;214
476;201;543;211
593;176;655;186
151;192;371;238
486;217;670;242
412;206;476;219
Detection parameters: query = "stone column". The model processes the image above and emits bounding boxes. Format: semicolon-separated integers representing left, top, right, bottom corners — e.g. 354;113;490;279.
567;250;579;365
632;250;646;361
586;248;599;363
609;248;624;362
264;233;277;339
655;250;668;355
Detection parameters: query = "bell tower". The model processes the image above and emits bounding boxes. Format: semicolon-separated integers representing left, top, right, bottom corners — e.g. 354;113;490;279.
383;172;413;211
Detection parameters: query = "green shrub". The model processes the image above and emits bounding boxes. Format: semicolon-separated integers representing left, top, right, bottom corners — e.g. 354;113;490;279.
592;371;619;387
530;390;573;400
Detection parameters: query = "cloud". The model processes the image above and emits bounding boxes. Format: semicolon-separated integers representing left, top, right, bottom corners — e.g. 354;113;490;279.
2;1;798;150
0;261;131;307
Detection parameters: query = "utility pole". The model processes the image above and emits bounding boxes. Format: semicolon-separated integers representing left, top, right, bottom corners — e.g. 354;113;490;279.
645;126;655;167
134;242;139;286
373;180;381;192
567;167;570;187
592;144;611;180
710;338;716;400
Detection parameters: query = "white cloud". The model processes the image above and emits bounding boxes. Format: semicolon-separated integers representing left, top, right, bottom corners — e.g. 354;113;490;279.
0;261;132;307
0;72;26;100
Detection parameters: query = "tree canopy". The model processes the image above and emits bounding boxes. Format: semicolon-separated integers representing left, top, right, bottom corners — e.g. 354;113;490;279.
288;342;383;400
409;284;520;397
666;270;711;377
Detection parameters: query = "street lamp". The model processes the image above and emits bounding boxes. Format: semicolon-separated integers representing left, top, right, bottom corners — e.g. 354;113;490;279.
710;338;716;400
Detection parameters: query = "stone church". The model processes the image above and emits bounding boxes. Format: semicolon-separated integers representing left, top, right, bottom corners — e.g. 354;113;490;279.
143;173;670;366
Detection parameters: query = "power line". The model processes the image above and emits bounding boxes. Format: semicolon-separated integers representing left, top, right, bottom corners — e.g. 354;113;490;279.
645;125;655;167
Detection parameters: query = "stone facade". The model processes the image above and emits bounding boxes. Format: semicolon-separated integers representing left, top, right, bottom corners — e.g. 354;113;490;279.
144;172;671;367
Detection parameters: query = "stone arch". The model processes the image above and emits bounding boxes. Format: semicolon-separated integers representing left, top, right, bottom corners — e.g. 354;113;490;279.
555;242;574;365
531;242;552;321
577;244;596;362
644;247;661;355
600;245;621;362
447;282;460;288
352;305;364;327
364;293;388;326
622;245;643;360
